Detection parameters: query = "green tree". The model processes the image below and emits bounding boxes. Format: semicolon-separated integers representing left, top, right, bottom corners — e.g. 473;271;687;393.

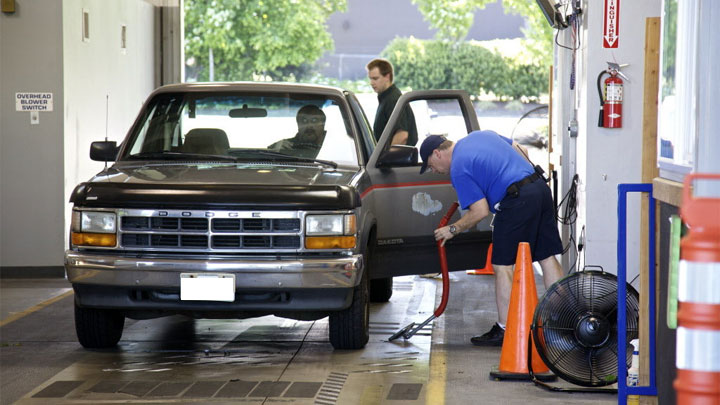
184;0;346;82
411;0;493;42
660;0;677;97
502;0;554;67
383;37;547;100
412;0;553;66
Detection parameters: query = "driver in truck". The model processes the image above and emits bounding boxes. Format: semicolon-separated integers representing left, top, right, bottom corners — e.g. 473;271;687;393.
268;105;327;159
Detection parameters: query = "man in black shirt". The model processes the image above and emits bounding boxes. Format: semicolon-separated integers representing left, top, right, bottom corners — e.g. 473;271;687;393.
366;58;417;146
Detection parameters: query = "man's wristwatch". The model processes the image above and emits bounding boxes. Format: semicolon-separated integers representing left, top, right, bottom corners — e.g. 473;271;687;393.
449;225;458;235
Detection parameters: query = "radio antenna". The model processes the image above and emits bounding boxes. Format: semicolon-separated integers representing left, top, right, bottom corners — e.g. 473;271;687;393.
105;94;109;142
104;94;109;170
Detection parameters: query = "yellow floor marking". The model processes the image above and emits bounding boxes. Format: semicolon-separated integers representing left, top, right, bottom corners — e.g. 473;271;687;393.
360;384;383;404
0;290;74;327
425;347;446;405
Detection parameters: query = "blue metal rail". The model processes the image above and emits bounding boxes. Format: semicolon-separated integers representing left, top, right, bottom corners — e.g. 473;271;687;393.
617;183;658;405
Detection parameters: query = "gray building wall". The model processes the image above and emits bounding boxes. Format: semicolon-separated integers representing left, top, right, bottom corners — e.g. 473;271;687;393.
1;0;161;276
320;0;526;80
1;1;65;271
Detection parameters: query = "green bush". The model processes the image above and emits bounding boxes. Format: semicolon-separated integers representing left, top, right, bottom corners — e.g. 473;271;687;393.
305;74;373;93
382;37;547;101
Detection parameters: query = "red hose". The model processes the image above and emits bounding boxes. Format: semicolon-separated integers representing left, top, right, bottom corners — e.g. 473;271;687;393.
434;202;459;317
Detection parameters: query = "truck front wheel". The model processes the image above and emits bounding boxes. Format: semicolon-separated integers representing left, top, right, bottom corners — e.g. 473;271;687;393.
328;269;369;350
74;302;125;348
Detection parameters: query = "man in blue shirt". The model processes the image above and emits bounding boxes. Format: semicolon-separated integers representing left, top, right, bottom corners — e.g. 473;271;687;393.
419;130;563;346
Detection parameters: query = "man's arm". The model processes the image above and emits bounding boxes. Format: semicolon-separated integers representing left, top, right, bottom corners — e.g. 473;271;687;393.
434;199;490;246
391;130;409;145
389;104;415;145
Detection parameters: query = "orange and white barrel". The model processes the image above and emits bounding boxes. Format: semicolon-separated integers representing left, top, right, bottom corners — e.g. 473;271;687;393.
674;173;720;405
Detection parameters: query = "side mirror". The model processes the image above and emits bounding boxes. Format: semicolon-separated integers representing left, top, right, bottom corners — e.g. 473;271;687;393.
90;141;118;162
376;144;418;168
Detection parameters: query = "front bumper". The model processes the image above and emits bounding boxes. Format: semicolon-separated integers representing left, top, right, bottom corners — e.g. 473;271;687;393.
65;251;362;314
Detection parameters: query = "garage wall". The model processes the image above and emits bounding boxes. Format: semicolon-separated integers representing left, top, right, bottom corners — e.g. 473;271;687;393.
62;0;156;250
580;0;661;279
554;0;661;280
0;1;65;270
0;0;157;274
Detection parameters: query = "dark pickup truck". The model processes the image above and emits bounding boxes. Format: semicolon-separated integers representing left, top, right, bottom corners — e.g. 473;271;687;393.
65;82;491;349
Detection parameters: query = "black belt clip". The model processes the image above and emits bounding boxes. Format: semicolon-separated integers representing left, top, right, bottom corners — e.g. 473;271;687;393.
533;164;549;183
506;172;542;198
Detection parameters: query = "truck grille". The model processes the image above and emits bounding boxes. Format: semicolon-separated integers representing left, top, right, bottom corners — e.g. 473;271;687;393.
117;210;302;252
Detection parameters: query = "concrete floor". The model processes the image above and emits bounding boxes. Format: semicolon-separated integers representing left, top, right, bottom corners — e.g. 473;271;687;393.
0;271;618;404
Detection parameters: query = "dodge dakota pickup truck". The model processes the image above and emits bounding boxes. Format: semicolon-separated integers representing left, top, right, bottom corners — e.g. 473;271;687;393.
65;82;491;349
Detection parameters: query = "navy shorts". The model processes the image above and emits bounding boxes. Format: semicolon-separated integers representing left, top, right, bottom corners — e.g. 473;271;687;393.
491;178;563;266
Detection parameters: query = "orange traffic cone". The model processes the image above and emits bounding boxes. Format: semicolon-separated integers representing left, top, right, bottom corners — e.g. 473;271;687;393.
490;242;555;381
466;243;494;275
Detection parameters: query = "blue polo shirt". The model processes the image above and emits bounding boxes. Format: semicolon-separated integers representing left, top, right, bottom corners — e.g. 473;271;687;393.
451;130;534;213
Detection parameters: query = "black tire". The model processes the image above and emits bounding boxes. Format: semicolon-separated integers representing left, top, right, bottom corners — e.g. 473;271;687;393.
74;302;125;349
366;232;393;303
329;267;369;350
370;276;393;302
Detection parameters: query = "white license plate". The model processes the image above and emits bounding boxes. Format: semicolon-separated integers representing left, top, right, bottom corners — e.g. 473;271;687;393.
180;273;235;302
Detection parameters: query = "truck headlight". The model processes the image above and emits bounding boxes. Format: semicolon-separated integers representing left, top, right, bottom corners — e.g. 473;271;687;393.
305;214;356;249
71;210;117;247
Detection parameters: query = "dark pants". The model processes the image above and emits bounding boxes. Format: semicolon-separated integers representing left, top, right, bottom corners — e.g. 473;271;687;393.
491;179;563;266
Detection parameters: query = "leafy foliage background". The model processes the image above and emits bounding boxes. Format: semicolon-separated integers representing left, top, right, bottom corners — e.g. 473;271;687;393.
384;38;548;100
184;0;553;100
185;0;346;81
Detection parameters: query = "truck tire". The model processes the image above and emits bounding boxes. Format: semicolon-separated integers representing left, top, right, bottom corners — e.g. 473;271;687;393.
366;232;393;303
329;267;369;350
370;277;393;302
74;302;125;348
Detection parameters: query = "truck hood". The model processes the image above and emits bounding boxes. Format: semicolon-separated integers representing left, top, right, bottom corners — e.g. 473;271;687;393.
70;162;361;210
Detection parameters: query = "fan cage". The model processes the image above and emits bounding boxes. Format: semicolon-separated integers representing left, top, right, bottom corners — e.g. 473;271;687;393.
532;270;640;387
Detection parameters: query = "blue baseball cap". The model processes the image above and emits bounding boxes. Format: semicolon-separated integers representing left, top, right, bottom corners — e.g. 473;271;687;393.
419;135;447;174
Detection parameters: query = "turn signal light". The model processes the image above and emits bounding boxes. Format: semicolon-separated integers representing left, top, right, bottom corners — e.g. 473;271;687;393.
305;236;356;249
71;232;117;247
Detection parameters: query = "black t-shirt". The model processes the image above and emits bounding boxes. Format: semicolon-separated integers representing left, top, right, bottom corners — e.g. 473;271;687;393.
373;84;418;146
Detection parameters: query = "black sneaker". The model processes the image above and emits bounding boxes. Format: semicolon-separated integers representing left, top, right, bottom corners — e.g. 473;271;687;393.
470;323;505;346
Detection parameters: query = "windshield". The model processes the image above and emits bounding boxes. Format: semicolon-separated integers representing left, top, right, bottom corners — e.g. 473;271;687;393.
120;91;359;166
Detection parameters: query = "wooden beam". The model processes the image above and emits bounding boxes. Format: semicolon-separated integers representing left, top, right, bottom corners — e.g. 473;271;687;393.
640;16;660;405
652;177;683;207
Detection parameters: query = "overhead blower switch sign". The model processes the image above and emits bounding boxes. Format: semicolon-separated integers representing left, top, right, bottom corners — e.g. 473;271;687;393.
603;0;619;48
16;92;53;111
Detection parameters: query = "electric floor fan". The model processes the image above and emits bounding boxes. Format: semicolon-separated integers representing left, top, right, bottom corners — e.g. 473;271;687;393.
530;269;640;391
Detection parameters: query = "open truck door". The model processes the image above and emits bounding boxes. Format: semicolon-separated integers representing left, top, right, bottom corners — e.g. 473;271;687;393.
364;90;492;281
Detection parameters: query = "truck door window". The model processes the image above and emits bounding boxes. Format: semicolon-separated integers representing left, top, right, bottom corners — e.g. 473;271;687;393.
410;98;472;146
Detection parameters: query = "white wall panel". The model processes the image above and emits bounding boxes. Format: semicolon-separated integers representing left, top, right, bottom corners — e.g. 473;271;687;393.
62;0;156;261
577;0;661;281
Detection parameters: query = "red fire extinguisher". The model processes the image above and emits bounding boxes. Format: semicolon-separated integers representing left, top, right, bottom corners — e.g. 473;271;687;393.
597;62;629;128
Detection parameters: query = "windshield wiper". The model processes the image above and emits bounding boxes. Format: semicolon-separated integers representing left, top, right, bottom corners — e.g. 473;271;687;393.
236;149;338;168
124;151;238;162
